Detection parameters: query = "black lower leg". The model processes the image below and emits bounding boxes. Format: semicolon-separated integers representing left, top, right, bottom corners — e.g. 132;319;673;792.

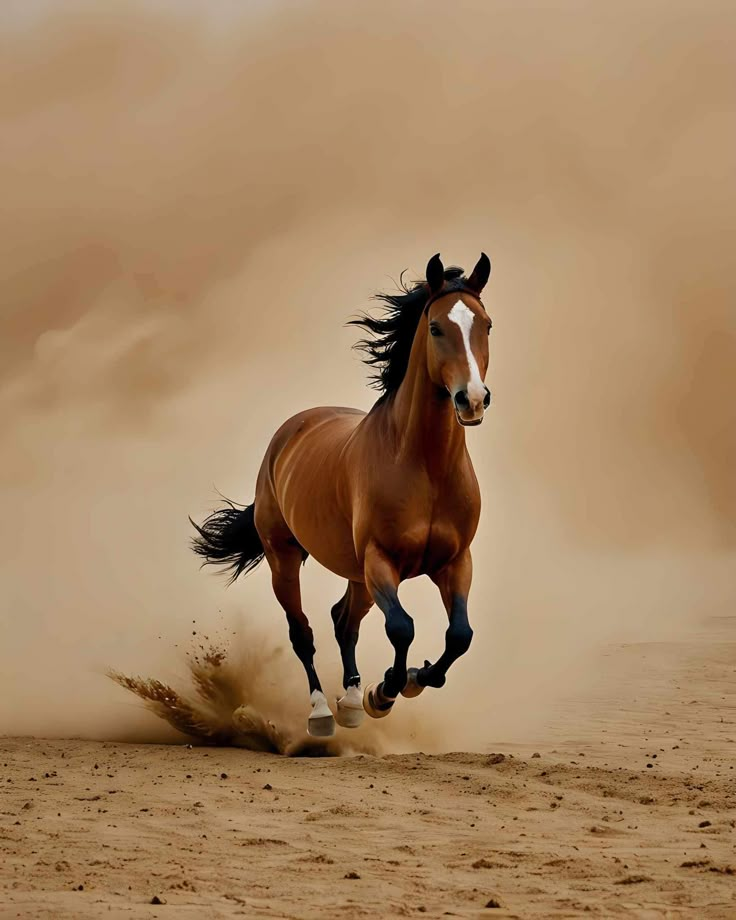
339;632;361;688
418;596;473;688
288;619;322;695
331;597;361;689
381;603;415;698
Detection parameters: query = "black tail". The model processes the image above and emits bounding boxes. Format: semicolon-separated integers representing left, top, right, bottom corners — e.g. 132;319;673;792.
189;500;265;584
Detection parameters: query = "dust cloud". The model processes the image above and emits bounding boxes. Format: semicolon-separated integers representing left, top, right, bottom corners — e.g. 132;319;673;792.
107;626;429;757
1;1;734;749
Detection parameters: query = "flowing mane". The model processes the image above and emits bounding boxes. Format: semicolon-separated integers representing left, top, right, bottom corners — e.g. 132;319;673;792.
349;265;467;395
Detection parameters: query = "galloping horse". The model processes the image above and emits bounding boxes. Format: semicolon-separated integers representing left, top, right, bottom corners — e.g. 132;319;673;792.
191;252;493;737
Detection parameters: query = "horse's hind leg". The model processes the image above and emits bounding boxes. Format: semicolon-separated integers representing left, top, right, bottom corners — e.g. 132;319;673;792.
331;581;373;728
262;535;334;738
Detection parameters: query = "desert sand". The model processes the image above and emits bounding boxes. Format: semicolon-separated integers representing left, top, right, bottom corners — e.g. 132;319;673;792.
2;614;734;919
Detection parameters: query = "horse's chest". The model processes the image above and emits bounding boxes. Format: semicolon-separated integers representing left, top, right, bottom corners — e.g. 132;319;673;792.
377;489;478;577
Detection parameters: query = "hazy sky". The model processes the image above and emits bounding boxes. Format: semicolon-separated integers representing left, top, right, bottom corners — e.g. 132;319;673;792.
1;0;733;744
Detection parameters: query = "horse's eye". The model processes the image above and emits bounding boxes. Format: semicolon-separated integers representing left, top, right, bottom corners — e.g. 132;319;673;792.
429;324;443;337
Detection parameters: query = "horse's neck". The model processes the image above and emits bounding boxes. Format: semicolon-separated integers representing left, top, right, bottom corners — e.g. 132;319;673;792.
386;326;467;477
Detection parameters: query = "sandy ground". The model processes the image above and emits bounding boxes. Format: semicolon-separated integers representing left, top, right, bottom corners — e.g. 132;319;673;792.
1;616;735;919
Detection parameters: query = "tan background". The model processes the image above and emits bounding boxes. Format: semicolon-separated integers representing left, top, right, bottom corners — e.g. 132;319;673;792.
1;0;734;748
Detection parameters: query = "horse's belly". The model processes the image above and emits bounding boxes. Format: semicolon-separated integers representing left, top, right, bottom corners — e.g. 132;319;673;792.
287;496;363;581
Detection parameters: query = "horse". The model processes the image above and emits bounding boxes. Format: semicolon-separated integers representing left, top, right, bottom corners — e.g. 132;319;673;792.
190;252;493;737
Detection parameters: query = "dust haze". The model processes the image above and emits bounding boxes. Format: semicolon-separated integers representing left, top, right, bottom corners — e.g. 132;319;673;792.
1;0;734;750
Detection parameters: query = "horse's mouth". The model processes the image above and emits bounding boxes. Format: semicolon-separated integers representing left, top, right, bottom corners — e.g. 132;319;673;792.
455;411;484;427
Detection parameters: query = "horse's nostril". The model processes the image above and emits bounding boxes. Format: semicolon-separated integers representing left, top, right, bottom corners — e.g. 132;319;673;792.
454;390;470;410
483;387;491;408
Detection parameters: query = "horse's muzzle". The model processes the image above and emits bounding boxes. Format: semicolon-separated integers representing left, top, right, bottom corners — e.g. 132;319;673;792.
453;386;491;426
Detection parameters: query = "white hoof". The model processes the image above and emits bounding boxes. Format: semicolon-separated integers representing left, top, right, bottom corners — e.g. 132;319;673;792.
308;690;335;738
336;685;365;728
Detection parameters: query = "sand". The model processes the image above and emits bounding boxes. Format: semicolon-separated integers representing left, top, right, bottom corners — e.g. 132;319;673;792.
2;615;734;919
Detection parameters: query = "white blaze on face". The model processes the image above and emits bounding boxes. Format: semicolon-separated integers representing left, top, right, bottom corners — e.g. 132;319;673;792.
447;300;485;403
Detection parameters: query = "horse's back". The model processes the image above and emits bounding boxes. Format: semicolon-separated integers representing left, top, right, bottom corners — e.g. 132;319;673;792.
263;406;365;478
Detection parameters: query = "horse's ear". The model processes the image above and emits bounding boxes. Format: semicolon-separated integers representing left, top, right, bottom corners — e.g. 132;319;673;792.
426;253;445;295
466;252;491;294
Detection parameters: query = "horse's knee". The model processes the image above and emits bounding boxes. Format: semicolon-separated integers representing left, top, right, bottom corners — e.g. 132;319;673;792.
385;606;415;649
332;612;350;644
335;625;359;653
330;595;347;626
447;621;473;656
331;603;353;644
288;619;315;659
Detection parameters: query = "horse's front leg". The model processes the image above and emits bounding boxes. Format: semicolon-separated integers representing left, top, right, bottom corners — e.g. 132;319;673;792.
362;543;415;718
408;551;474;694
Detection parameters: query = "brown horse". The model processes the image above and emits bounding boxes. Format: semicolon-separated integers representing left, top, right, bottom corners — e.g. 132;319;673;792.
191;252;492;737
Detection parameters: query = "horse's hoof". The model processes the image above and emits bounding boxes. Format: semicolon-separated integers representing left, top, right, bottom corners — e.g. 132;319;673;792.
400;667;425;699
308;690;336;738
307;714;336;737
336;685;365;728
363;682;395;719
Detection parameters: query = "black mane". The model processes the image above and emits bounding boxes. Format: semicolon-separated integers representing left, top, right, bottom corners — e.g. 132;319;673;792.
349;266;466;395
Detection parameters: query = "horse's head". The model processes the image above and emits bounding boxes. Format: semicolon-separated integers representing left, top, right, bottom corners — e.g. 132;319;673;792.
424;252;492;427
